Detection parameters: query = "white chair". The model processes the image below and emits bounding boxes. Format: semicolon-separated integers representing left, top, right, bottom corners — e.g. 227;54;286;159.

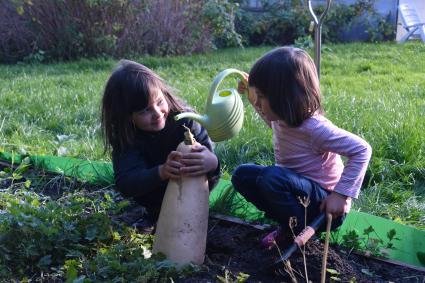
398;3;425;43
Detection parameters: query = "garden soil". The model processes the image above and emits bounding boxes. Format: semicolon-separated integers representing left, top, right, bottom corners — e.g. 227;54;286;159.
120;204;425;283
1;160;424;283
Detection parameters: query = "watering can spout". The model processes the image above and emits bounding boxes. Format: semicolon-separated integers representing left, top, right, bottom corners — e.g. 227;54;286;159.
175;112;209;127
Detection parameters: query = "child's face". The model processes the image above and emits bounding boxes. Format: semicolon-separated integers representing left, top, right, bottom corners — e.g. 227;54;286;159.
249;87;280;121
131;87;169;132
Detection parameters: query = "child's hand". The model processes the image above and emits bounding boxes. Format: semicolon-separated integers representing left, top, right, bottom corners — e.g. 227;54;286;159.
179;145;218;177
159;151;183;180
319;192;352;218
237;72;249;95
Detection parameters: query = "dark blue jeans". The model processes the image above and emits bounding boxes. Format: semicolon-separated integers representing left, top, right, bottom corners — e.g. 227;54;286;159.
231;164;344;234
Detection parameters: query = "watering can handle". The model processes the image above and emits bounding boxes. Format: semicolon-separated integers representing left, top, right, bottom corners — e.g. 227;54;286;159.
207;69;246;106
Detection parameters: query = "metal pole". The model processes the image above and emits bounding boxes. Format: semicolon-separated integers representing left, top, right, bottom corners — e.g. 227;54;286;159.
308;0;332;80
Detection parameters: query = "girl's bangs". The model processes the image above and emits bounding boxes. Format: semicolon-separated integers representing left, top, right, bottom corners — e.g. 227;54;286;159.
128;77;160;113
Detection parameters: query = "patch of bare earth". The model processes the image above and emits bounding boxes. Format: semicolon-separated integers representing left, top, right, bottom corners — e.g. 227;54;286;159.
180;217;425;283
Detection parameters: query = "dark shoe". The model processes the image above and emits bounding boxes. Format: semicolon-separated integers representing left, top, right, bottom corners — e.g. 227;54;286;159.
132;217;155;234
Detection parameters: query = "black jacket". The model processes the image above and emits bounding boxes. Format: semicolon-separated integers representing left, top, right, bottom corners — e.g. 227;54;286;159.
112;115;221;202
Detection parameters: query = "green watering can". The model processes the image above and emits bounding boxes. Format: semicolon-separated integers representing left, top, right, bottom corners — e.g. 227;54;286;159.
175;69;246;142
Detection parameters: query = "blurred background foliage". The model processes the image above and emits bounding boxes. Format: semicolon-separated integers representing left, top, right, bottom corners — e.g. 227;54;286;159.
0;0;395;63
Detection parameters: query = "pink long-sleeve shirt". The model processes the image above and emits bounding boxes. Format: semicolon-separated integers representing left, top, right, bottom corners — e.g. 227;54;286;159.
272;114;372;198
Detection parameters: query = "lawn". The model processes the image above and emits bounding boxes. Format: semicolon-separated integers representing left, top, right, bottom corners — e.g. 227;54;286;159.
1;42;424;230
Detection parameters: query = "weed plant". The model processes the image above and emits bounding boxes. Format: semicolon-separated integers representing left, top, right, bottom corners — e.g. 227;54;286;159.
0;43;424;230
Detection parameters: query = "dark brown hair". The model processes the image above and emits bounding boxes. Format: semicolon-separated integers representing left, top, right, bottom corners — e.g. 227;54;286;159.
101;60;186;152
248;47;323;127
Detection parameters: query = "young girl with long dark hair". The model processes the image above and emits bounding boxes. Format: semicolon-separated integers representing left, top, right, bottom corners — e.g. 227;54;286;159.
101;60;220;230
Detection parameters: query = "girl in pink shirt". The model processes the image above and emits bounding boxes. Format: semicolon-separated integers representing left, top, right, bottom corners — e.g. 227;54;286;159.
232;47;372;248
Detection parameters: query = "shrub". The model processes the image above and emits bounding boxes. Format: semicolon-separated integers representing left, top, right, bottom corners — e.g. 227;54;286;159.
0;0;126;62
321;0;396;43
0;1;37;63
0;0;396;63
116;0;214;57
235;0;395;46
202;0;243;48
0;0;214;63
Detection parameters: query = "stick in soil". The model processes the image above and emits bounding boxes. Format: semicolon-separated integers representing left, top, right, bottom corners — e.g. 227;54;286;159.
321;214;333;283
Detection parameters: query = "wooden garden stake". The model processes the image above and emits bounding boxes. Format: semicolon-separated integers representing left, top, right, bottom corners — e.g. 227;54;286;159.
321;214;333;283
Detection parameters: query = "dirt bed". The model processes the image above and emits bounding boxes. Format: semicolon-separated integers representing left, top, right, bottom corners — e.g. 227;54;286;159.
179;217;425;282
1;160;424;282
112;200;425;282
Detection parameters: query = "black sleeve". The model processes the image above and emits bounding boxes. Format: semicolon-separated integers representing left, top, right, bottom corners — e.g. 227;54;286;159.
187;119;221;191
112;147;167;198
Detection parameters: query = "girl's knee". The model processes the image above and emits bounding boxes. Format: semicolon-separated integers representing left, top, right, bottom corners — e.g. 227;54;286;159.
232;164;252;178
231;164;263;193
231;165;247;189
261;166;295;179
258;166;292;190
231;165;248;190
231;174;242;193
232;163;262;179
257;166;306;203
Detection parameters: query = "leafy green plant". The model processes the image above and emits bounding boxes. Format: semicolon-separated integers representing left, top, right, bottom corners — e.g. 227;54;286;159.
322;0;395;42
0;162;200;281
340;226;400;257
293;35;314;50
368;13;396;42
202;0;243;48
0;189;116;278
217;268;250;283
75;235;199;282
0;156;31;190
235;0;394;46
236;0;310;46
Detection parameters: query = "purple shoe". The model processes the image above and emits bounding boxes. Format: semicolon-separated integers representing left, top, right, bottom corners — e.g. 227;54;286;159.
261;227;288;249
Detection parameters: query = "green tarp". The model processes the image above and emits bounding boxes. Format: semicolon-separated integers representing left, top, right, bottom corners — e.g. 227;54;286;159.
1;151;424;269
0;151;113;185
336;211;425;268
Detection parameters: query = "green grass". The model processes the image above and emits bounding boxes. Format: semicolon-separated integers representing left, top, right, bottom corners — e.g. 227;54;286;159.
1;42;424;229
